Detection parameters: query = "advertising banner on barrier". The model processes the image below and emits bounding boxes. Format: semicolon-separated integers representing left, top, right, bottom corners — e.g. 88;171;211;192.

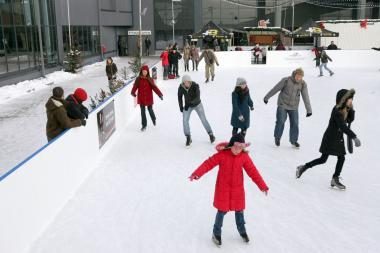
97;100;116;148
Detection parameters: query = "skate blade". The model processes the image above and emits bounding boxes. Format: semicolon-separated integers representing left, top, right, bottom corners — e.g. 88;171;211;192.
212;236;221;247
330;186;346;191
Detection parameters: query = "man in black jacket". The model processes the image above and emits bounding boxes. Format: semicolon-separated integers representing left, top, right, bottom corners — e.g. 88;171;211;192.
169;48;182;78
178;75;215;146
327;41;338;50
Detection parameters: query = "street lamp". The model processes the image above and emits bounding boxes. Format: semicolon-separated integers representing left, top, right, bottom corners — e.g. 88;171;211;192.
67;0;72;51
172;0;181;44
291;0;295;48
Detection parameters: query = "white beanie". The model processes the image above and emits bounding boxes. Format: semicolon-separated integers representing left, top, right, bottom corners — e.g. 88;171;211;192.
236;77;247;87
182;75;192;83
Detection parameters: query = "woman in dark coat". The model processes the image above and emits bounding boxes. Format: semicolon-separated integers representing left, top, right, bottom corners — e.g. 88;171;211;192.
296;89;361;190
230;77;254;137
131;65;163;131
105;57;118;81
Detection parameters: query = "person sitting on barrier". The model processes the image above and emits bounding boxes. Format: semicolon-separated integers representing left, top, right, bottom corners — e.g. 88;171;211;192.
65;87;89;121
46;87;85;141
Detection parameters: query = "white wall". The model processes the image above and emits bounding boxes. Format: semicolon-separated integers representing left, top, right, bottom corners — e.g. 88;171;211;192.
0;78;138;253
205;51;252;68
321;22;380;50
266;50;379;68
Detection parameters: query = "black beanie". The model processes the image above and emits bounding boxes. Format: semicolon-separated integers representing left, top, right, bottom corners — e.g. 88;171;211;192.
227;133;245;147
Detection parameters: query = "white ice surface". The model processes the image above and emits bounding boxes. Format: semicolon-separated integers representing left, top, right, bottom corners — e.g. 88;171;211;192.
25;61;380;253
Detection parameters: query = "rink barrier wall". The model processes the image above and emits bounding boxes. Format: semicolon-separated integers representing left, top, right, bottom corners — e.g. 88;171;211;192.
0;64;158;253
208;50;378;68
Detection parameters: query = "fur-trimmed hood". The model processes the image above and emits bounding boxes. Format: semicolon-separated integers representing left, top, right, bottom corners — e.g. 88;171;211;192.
336;89;355;109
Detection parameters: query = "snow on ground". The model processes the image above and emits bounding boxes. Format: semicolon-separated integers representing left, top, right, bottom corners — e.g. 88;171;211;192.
27;59;380;253
0;57;158;174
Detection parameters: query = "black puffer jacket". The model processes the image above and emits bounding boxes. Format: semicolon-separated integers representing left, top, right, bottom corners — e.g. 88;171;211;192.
65;94;89;120
178;82;201;111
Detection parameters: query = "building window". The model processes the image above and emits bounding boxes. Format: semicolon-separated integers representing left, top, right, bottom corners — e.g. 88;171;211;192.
62;25;100;58
154;0;194;50
0;0;58;76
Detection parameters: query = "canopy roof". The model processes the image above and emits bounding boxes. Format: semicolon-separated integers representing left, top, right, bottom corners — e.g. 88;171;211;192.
293;19;339;38
191;21;232;39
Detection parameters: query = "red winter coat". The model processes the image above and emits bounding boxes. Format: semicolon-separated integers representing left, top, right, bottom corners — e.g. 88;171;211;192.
131;76;163;106
191;143;268;212
160;51;169;66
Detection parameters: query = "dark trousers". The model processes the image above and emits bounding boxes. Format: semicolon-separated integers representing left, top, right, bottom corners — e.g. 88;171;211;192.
213;210;246;237
140;105;156;127
172;63;179;76
305;153;345;178
232;127;247;137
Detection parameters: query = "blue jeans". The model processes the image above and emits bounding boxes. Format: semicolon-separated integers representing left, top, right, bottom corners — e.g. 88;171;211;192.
274;106;299;144
183;103;213;136
319;63;333;75
213;211;246;237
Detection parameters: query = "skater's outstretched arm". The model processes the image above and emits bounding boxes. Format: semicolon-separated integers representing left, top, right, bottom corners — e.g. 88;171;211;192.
263;78;287;102
190;153;222;180
242;154;269;193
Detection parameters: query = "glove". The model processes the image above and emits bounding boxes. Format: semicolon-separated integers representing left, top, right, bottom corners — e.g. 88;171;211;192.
189;174;199;181
306;112;312;117
262;190;268;196
159;96;163;100
184;105;189;111
263;98;268;104
216;63;219;66
131;93;136;97
238;115;245;122
80;119;86;126
180;107;183;113
250;107;254;111
353;137;361;147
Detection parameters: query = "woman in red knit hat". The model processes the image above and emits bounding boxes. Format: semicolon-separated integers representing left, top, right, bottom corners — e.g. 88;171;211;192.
65;88;89;122
131;65;163;131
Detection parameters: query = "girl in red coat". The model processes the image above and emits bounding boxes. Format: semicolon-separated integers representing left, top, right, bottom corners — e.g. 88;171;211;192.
189;134;269;246
131;65;163;131
160;48;169;80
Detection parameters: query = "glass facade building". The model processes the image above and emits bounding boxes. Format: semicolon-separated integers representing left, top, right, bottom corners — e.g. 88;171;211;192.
0;0;58;76
154;0;195;49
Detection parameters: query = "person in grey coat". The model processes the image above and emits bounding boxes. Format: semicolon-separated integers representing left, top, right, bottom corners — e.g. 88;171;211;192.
296;89;361;190
198;46;219;83
231;77;254;137
263;68;312;148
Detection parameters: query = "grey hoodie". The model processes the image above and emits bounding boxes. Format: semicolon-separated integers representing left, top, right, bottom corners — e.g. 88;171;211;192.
264;71;312;113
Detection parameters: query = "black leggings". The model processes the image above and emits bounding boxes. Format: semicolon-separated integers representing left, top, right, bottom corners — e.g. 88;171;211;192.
305;153;345;178
232;127;247;137
140;105;156;127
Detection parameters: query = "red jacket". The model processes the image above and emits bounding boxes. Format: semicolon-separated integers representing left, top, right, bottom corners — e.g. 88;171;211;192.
191;143;268;212
160;51;169;66
131;76;163;106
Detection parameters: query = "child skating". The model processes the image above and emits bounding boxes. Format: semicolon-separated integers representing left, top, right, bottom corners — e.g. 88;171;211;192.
189;133;268;246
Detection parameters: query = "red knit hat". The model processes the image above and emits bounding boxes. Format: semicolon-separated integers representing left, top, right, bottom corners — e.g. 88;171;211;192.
141;65;149;72
74;88;88;102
